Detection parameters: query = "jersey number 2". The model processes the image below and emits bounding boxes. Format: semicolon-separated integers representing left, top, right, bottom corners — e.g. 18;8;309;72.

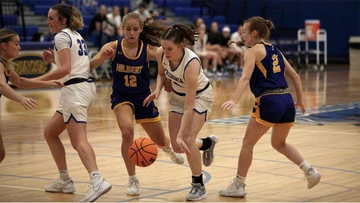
272;54;281;73
124;75;137;87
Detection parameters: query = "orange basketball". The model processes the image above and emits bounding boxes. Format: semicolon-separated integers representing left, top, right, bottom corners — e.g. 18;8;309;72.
129;137;158;167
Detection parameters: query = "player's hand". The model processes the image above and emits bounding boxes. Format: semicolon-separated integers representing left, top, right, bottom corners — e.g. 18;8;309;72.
101;47;114;60
42;48;55;63
164;78;172;92
221;100;236;111
176;136;191;156
48;80;64;87
295;102;305;114
143;90;160;107
20;97;38;110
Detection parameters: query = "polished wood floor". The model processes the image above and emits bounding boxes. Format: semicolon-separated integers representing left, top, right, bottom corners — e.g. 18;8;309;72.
0;66;359;202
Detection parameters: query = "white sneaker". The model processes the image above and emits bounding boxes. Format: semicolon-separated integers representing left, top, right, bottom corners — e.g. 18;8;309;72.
126;177;140;196
80;177;112;202
202;135;218;167
163;148;185;164
218;179;246;197
45;178;75;194
186;183;207;201
306;168;321;189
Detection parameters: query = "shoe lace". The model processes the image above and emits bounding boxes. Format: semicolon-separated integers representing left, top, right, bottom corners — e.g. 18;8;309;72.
190;183;202;194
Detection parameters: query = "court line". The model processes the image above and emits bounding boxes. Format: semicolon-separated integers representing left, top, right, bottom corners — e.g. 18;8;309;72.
4;141;360;174
0;184;167;201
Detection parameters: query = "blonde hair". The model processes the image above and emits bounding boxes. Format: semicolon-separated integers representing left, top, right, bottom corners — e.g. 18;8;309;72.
0;28;17;71
51;4;84;30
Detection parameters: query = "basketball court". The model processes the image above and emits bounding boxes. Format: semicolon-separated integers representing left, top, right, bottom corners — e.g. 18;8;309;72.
0;65;359;202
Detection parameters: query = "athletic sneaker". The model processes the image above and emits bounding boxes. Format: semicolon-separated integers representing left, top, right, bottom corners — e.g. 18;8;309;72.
126;177;140;195
163;148;185;164
218;179;246;197
202;135;218;167
79;177;112;202
186;183;207;201
45;178;75;194
306;167;321;189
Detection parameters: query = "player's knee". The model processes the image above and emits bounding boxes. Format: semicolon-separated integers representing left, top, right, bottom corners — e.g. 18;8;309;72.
121;129;134;144
271;140;285;151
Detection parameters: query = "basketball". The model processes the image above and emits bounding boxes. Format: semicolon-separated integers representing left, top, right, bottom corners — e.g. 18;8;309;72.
129;137;158;167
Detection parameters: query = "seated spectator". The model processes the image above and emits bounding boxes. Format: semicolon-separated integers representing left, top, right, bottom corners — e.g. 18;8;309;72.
206;21;226;74
229;24;246;74
193;28;221;77
133;2;151;20
120;6;129;19
88;5;110;48
220;26;238;75
106;5;122;40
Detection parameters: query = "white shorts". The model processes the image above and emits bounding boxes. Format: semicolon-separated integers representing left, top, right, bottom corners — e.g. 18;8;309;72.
57;82;96;123
169;84;214;120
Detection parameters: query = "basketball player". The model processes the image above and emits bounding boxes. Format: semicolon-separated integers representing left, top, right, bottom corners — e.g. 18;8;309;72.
218;16;321;198
37;4;111;202
0;28;62;164
143;24;216;201
91;13;217;197
90;12;185;196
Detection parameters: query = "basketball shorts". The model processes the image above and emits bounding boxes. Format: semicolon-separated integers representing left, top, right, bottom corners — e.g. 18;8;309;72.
169;84;214;121
57;81;96;123
111;89;160;124
251;93;295;127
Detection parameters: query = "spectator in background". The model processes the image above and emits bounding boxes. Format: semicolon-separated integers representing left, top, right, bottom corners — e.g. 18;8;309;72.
120;6;129;19
88;4;109;48
193;28;221;77
219;26;237;76
192;17;204;30
106;5;122;40
206;21;226;74
230;24;246;74
133;2;151;20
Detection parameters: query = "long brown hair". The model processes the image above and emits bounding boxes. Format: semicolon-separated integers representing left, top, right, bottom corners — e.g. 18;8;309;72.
244;16;274;42
161;24;199;46
122;12;170;47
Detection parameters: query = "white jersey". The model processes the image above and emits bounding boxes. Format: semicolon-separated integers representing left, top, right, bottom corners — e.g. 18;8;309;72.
162;48;209;95
54;28;91;83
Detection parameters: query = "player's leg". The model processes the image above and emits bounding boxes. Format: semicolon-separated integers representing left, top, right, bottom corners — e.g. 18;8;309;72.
114;103;139;195
219;117;269;198
184;111;208;201
0;134;5;163
44;112;74;194
141;121;184;164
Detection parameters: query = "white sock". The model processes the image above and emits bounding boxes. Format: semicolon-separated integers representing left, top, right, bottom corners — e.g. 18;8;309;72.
59;170;69;181
90;170;101;183
129;175;138;181
299;161;311;174
235;175;246;188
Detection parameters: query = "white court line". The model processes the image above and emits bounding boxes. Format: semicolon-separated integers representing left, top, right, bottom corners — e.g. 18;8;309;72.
0;184;166;201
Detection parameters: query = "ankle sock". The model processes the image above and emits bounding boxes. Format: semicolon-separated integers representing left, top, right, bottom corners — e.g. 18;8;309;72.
59;170;69;181
192;174;204;186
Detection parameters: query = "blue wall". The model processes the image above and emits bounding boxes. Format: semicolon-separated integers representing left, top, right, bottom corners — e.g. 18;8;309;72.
210;0;360;62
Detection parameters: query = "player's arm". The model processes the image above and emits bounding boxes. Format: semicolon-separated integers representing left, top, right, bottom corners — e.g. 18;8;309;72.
154;47;167;92
36;33;71;81
90;41;116;70
281;52;305;113
0;64;28;103
8;68;62;89
177;59;200;138
228;48;255;103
